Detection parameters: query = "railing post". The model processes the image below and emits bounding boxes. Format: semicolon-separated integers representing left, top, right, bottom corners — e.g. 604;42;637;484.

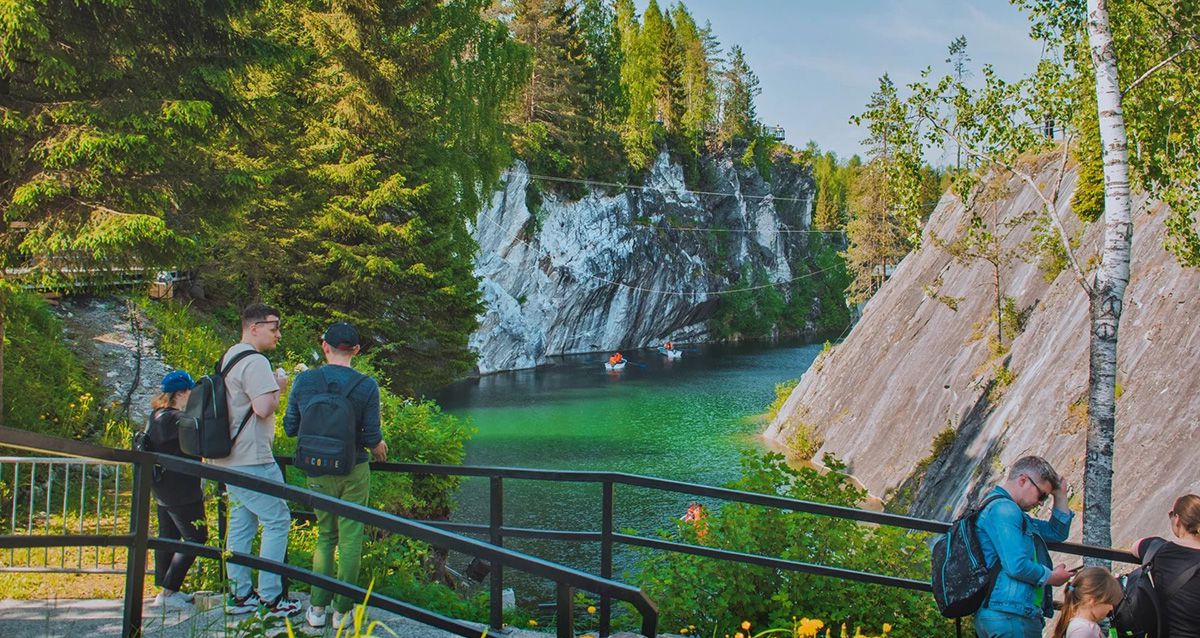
599;480;614;637
217;481;228;585
122;458;153;638
556;582;574;638
489;476;504;632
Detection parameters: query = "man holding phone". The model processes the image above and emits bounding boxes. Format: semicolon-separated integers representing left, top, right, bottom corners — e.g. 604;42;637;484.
973;456;1074;638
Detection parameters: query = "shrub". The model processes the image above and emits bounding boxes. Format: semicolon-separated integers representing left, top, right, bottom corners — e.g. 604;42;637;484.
1;286;104;438
766;379;799;422
634;452;944;636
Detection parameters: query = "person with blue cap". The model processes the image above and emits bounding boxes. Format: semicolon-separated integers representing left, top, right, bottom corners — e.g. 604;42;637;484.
145;369;208;609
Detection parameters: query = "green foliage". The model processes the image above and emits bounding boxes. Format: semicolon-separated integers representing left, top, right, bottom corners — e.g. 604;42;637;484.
137;298;231;379
634;452;943;636
0;287;103;437
372;397;472;520
3;0;529;398
0;0;250;283
709;265;786;339
765;379;798;422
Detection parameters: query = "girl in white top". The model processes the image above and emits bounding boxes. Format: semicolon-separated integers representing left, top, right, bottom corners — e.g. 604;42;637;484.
1052;566;1123;638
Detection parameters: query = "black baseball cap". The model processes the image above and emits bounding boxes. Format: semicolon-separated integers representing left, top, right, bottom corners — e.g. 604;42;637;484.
322;322;360;350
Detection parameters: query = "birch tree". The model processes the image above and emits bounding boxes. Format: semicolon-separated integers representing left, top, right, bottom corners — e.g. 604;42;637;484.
1079;0;1129;555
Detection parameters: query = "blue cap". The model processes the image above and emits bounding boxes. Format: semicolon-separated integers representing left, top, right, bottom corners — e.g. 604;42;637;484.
161;370;195;393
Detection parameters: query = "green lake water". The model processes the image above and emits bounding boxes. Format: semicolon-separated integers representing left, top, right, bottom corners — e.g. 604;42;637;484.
434;340;822;597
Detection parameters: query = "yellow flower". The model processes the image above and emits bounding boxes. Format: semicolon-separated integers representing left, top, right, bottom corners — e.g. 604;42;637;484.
680;629;689;635
736;633;744;638
742;621;752;630
882;623;892;634
587;605;596;614
527;620;538;627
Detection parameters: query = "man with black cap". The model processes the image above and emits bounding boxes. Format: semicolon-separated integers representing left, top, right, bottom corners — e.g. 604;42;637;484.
283;321;385;630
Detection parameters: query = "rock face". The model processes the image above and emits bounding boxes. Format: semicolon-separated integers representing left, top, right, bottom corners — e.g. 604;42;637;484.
765;164;1200;549
469;150;819;374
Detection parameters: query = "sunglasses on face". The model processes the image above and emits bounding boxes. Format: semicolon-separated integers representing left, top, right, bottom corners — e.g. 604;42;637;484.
253;319;281;331
1022;474;1050;503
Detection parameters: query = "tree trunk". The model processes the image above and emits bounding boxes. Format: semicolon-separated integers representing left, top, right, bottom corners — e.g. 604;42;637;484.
1083;0;1131;558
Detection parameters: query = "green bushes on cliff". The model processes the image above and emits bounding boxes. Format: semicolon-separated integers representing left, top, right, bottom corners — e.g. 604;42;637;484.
634;452;944;636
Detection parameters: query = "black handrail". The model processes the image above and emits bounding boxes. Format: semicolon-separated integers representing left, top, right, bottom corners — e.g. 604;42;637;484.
314;458;1140;634
363;460;1140;564
1;422;1140;638
0;426;659;638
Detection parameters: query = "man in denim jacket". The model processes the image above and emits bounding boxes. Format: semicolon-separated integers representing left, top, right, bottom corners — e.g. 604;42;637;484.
974;456;1074;638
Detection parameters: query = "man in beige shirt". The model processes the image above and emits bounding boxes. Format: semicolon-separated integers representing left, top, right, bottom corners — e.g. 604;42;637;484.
214;303;301;618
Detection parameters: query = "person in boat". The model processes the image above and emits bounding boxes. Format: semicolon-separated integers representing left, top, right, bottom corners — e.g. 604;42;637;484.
665;342;673;350
609;353;623;365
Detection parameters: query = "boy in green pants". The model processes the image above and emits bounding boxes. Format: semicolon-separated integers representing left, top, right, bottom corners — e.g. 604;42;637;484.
283;322;387;629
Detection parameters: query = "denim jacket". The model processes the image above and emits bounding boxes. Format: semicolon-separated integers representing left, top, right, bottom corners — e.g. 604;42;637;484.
976;486;1073;619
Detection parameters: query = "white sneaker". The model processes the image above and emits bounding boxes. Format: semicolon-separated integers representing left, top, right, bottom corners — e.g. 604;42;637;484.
305;605;327;628
154;591;194;610
226;590;262;615
262;595;302;619
331;606;367;631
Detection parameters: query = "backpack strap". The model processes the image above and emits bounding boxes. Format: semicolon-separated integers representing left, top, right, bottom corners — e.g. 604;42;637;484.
219;349;271;445
319;368;368;427
1139;538;1167;568
219;349;266;376
975;491;1020;608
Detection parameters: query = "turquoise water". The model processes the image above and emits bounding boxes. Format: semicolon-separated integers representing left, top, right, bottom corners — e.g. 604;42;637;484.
434;340;822;591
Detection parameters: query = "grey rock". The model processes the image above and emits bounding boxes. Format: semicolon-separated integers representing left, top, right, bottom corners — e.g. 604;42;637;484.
765;167;1200;550
470;150;820;374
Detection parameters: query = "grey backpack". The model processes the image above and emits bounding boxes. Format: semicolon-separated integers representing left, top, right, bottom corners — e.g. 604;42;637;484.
294;369;366;476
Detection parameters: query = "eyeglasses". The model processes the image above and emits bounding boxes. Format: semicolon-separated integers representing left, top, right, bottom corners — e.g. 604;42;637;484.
1022;474;1050;503
253;319;281;331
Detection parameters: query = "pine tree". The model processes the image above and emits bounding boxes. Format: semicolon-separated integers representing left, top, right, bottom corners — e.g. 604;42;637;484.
672;4;716;149
615;0;660;169
1;0;256;288
719;46;760;143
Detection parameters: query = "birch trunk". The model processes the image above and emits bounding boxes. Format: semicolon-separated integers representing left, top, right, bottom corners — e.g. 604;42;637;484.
1084;0;1131;557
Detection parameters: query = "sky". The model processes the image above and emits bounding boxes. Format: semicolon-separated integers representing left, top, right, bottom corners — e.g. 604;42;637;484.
637;0;1045;163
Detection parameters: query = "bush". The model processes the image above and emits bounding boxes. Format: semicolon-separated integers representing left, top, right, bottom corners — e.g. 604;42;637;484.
766;379;798;422
1;286;104;438
633;452;944;636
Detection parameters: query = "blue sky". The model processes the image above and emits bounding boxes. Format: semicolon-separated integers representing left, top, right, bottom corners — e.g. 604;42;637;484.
638;0;1044;162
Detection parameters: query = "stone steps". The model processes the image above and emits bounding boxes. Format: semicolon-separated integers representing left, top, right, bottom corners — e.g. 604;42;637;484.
0;595;647;638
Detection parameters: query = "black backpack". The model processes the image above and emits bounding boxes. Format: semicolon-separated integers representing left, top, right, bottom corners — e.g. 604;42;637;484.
178;350;266;459
1113;541;1200;638
294;368;366;477
932;493;1012;620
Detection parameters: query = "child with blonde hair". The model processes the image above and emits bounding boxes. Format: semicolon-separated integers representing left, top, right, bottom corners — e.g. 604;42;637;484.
1052;566;1123;638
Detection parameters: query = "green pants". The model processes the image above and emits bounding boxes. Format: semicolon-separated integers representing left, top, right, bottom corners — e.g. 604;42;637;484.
307;461;370;612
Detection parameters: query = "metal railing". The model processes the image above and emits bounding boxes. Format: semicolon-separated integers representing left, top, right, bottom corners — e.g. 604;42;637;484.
0;425;1141;638
0;456;133;573
0;427;658;638
319;460;1141;638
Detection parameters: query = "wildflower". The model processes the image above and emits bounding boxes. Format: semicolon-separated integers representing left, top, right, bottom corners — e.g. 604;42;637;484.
587;606;596;614
736;633;744;638
527;620;538;627
742;621;752;630
882;623;892;634
680;629;688;635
